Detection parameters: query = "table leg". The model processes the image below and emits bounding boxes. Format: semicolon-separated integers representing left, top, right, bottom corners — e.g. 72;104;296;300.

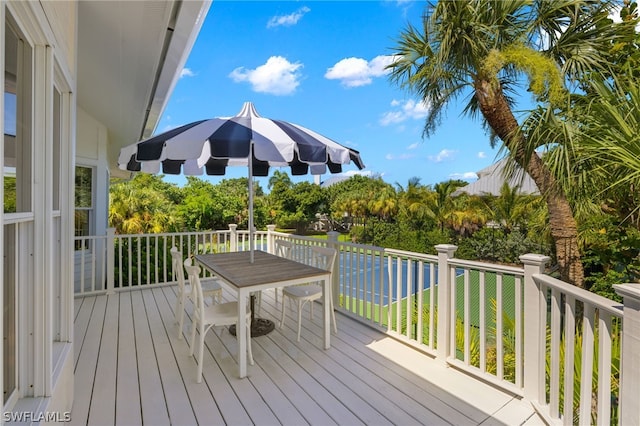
323;275;331;349
238;292;247;378
229;294;275;337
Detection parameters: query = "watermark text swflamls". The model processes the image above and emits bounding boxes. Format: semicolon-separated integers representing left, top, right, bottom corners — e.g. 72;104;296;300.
2;411;71;422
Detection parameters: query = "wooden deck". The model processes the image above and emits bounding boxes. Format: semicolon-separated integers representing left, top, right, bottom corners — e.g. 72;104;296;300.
72;285;543;426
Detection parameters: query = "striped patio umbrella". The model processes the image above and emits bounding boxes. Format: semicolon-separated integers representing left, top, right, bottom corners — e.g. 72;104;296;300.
118;101;365;261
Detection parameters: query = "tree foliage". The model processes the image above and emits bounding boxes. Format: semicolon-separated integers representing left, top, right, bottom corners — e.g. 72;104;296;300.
385;0;640;287
107;1;640;298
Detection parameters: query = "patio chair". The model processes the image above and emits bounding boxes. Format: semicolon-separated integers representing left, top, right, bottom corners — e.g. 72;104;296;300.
185;263;254;383
250;239;294;315
279;245;338;342
273;239;294;308
170;247;223;339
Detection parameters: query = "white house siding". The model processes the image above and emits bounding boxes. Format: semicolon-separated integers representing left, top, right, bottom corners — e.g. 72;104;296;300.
76;106;110;239
2;0;77;419
2;1;207;420
74;108;110;294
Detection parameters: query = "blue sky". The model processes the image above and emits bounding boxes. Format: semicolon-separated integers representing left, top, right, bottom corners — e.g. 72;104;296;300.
158;1;503;188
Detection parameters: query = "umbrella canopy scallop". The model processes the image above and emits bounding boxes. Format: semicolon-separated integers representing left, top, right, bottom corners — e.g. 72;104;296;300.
118;102;365;177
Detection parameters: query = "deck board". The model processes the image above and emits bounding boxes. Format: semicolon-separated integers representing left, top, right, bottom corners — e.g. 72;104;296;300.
142;288;198;425
71;295;106;426
73;296;95;367
115;291;142;426
131;290;171;425
88;294;119;425
155;287;226;426
72;285;540;425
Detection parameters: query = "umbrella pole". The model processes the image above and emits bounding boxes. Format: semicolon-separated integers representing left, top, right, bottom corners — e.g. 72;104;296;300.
248;142;254;263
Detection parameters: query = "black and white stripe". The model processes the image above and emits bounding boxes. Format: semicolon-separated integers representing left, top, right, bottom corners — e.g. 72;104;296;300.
118;102;364;177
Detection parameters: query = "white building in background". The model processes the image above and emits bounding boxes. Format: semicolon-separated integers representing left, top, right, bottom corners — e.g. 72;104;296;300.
453;158;540;197
1;0;209;417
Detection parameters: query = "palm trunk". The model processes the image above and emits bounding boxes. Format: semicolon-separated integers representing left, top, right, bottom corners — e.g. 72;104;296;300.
475;80;584;287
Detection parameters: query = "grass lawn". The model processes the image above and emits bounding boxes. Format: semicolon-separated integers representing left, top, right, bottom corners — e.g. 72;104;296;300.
339;270;519;345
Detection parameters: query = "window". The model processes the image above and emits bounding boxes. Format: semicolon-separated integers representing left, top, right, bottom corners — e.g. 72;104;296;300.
53;88;61;211
3;11;33;405
3;93;16;213
3;15;32;214
75;166;93;250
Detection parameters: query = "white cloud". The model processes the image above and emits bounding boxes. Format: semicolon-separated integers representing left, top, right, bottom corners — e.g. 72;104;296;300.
385;142;420;160
385;153;415;160
180;68;196;78
379;99;429;126
325;55;396;87
229;56;303;95
343;170;375;177
428;149;456;163
449;172;478;180
379;110;405;126
267;6;310;28
477;151;487;159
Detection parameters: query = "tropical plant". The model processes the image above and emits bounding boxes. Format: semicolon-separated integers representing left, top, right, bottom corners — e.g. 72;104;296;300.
387;0;626;287
368;184;399;221
4;176;16;213
109;174;178;233
396;177;436;229
545;316;621;424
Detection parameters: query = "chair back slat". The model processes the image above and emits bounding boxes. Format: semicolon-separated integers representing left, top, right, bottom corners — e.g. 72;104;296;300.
310;245;337;272
184;263;204;319
275;239;293;259
170;246;186;291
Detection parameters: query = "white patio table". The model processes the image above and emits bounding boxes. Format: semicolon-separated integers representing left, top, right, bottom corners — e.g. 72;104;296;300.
195;250;332;378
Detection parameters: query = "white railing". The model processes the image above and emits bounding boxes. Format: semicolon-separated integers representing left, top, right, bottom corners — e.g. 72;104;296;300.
382;248;438;354
445;255;526;395
73;226;640;424
74;234;108;295
529;270;623;425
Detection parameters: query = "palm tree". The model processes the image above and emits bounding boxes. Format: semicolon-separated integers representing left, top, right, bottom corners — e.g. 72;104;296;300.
396;177;434;228
575;76;640;225
484;182;541;234
387;0;621;287
109;182;176;234
449;194;489;237
427;181;466;232
368;185;399;221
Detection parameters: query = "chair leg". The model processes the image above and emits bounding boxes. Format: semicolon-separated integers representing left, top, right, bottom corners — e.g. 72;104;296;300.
296;300;303;342
330;296;338;334
177;295;186;340
196;324;205;383
174;293;182;323
246;322;254;366
279;295;286;328
189;317;197;356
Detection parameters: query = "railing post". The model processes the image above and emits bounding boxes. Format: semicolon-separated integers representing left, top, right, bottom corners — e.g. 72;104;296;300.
613;283;640;425
266;224;276;254
520;253;550;403
106;228;115;295
229;224;238;252
326;231;340;310
435;244;457;364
